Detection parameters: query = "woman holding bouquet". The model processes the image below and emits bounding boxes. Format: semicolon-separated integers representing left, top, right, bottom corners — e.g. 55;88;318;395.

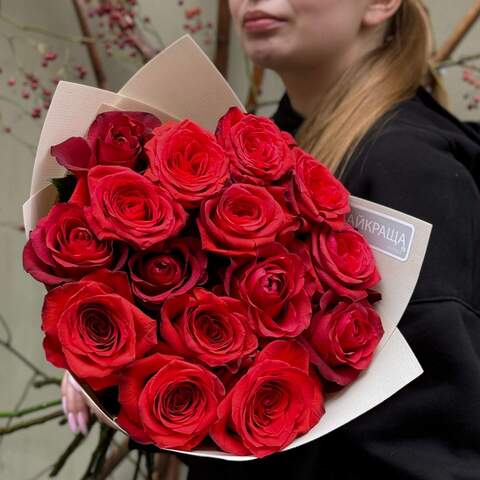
62;0;480;478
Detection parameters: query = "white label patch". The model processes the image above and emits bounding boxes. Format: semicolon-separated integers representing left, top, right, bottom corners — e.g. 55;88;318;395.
347;205;415;262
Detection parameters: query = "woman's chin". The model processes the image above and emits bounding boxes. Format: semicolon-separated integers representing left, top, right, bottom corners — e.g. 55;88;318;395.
243;43;291;70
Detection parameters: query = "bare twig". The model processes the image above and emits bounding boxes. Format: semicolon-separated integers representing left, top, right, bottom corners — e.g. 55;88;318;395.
0;314;58;383
438;52;480;69
214;0;232;77
0;410;64;435
71;0;108;88
49;417;97;477
0;13;95;44
33;378;62;388
0;399;61;418
434;0;480;62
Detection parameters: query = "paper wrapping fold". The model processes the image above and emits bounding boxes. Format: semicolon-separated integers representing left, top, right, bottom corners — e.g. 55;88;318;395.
22;35;431;461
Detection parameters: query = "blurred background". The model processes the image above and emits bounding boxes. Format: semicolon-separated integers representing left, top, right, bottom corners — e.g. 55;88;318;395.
0;1;479;479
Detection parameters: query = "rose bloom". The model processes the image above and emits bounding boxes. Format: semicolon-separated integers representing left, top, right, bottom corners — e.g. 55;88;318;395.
23;203;127;288
211;340;324;458
117;352;225;450
50;111;162;173
145;119;229;208
160;288;258;371
216;106;294;185
311;223;381;300
85;165;187;250
303;292;384;386
197;183;288;257
290;148;350;229
128;237;207;309
41;270;157;390
224;242;312;338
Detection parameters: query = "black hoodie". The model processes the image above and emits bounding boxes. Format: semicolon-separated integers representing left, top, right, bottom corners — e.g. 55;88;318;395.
136;88;480;480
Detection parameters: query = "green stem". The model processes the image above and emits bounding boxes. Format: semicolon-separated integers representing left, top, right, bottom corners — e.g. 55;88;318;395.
0;399;61;418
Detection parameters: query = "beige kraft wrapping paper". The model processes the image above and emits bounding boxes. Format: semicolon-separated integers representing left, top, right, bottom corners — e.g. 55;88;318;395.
22;35;431;461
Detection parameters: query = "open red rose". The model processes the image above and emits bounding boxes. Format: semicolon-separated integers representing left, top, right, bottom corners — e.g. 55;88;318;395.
302;292;384;386
117;352;225;450
216;107;294;185
289;148;350;229
145;120;229;208
85;165;187;250
129;237;207;309
23;203;128;287
50;111;162;174
41;270;157;390
311;223;381;300
210;340;324;458
160;288;258;371
197;183;287;257
224;243;312;338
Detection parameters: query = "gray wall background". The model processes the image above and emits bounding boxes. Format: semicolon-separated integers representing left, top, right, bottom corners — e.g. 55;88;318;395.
0;1;478;478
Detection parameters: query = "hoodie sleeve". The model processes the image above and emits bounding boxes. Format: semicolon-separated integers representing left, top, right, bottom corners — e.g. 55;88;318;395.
320;125;480;480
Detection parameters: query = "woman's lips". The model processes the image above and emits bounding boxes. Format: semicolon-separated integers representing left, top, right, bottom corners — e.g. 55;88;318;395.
243;17;286;33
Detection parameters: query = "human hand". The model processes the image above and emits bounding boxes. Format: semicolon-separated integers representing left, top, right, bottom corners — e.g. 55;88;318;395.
60;370;91;435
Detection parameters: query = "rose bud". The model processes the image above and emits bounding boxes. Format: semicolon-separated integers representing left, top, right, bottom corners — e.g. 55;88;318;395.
303;292;384;386
160;288;258;371
211;340;324;458
224;242;312;338
144;120;229;208
50;111;162;174
311;223;381;300
289;147;350;229
23;203;128;288
117;352;225;450
41;270;157;390
128;237;207;309
197;183;287;257
216;106;294;185
85;165;187;250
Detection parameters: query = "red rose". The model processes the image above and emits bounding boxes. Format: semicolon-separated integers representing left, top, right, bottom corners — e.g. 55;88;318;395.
129;237;207;309
287;238;324;298
224;243;312;338
290;148;350;229
311;223;381;299
303;292;384;386
197;183;287;257
210;340;324;458
117;352;225;450
216;107;294;185
23;203;127;287
50;112;162;174
41;270;157;390
145;120;229;208
85;165;187;250
51;111;162;173
160;288;258;371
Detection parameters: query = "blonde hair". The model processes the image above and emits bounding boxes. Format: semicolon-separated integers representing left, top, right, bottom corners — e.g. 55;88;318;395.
295;0;448;177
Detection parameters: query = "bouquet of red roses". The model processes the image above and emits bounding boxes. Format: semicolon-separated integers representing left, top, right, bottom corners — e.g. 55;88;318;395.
23;103;383;457
22;35;429;461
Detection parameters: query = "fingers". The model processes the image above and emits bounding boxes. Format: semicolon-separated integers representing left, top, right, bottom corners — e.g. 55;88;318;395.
61;371;90;436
